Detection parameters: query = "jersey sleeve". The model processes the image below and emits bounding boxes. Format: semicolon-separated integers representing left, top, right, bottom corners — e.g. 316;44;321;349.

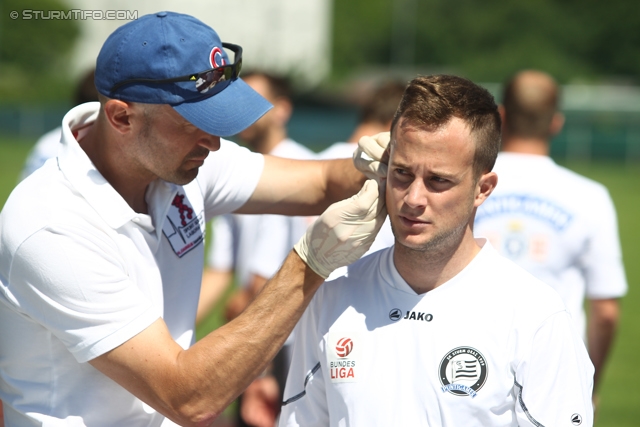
279;296;329;427
580;187;627;300
197;139;264;220
206;214;236;271
514;311;594;427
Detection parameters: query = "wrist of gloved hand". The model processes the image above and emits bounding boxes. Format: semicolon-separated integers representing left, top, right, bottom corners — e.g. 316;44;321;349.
294;179;387;279
352;131;390;182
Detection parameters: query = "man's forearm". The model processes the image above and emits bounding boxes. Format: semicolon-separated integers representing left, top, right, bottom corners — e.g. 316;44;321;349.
236;157;365;216
322;157;367;204
177;251;325;421
91;251;324;427
90;179;385;427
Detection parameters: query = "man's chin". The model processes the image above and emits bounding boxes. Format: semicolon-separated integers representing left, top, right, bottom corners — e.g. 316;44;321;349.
395;235;432;252
165;168;199;186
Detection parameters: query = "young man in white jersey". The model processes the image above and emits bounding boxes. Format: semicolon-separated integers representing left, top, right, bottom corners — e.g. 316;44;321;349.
473;70;627;402
0;12;388;427
280;75;594;427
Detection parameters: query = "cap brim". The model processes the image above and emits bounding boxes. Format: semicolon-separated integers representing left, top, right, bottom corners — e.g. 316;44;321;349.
172;78;272;137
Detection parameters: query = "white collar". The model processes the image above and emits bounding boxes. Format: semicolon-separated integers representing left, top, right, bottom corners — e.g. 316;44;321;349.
58;102;177;231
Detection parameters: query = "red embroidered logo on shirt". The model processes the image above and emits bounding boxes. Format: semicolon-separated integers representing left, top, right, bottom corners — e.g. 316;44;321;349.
172;194;194;226
163;192;204;258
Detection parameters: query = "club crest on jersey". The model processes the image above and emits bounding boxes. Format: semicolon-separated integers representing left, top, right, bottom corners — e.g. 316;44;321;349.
162;192;205;257
439;347;488;398
327;331;360;383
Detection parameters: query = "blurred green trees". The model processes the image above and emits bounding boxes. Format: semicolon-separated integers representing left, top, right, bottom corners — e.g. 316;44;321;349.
1;0;639;105
332;0;640;84
0;0;79;104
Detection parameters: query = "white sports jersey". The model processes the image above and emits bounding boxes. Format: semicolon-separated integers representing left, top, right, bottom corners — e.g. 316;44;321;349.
207;138;316;287
317;141;395;280
474;153;627;336
280;241;594;427
0;102;264;426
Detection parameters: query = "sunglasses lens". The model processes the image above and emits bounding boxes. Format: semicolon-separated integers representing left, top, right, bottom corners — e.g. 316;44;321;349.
236;58;243;77
196;68;225;93
194;59;240;94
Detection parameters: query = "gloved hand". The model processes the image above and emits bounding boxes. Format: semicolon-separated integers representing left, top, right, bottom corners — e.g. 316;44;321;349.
294;179;387;279
352;131;390;182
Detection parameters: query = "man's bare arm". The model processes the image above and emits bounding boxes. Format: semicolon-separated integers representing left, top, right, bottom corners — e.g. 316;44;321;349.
89;179;387;427
237;132;391;216
91;252;321;427
236;156;365;215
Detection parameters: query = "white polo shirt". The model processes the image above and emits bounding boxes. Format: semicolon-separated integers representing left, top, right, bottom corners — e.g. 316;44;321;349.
0;102;264;426
474;153;628;337
280;242;594;427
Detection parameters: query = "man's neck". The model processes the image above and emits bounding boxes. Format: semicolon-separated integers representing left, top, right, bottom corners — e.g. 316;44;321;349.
501;137;550;156
393;229;482;295
79;120;152;214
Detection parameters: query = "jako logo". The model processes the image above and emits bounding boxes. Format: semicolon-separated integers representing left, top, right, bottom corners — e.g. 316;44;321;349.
336;337;353;358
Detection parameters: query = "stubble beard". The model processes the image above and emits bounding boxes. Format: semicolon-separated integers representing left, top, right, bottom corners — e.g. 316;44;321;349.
137;111;202;186
391;217;468;263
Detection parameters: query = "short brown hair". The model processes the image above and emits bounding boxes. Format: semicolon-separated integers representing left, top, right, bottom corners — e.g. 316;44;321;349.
391;75;501;176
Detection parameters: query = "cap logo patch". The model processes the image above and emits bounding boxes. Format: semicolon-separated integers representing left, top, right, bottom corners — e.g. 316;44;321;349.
209;46;227;68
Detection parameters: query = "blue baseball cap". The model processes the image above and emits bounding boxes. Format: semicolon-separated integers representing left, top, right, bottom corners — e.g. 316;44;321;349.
95;11;272;137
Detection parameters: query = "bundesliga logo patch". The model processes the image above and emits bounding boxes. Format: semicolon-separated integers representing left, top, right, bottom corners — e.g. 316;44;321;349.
327;331;360;383
162;192;205;257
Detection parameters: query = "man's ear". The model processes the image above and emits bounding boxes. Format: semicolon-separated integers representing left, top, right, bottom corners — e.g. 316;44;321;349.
474;171;498;208
550;112;565;136
103;99;134;135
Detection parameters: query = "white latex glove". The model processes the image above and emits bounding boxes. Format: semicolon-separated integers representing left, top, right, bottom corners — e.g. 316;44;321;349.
294;179;387;279
352;131;390;182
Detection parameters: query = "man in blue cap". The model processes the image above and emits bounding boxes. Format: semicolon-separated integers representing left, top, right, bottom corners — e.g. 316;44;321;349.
0;12;387;427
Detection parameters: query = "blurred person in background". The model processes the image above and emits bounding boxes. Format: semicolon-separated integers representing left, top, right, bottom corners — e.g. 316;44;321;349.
197;71;316;427
318;79;406;279
319;79;406;158
474;70;627;408
19;68;98;181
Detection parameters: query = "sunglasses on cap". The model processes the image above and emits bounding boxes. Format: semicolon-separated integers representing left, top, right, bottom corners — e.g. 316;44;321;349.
109;42;243;95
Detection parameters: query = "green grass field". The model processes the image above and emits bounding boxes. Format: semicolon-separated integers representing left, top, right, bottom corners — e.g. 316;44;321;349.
1;137;638;425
